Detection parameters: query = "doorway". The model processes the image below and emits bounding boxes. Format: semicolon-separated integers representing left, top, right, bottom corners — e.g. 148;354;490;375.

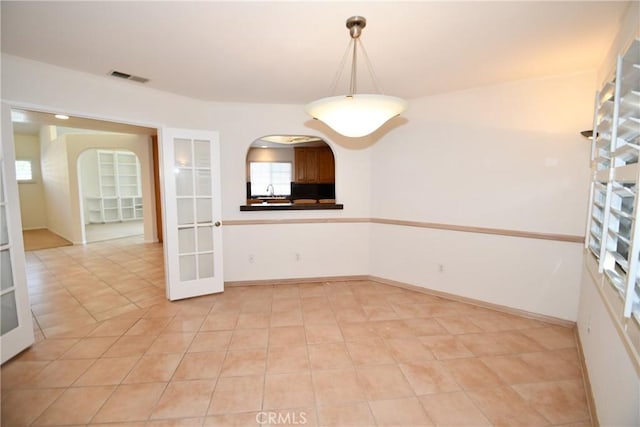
10;108;165;337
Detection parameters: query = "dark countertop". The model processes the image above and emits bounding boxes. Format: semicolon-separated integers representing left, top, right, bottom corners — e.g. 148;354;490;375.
240;203;344;211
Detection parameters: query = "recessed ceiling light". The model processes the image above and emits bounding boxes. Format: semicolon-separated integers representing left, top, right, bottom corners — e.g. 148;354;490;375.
54;114;69;120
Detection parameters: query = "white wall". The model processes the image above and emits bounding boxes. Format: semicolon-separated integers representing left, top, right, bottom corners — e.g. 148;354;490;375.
369;70;595;321
371;224;585;320
14;133;46;230
1;55;373;281
224;223;370;282
78;149;99;222
578;257;640;426
40;126;72;240
576;2;640;425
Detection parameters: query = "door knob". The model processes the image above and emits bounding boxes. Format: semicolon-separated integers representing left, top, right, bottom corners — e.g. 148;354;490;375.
214;221;221;227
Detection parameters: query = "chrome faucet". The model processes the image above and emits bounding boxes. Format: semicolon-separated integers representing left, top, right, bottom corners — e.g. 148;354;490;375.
266;184;274;196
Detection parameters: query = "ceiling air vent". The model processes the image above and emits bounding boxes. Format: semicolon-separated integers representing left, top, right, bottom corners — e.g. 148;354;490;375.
109;70;149;84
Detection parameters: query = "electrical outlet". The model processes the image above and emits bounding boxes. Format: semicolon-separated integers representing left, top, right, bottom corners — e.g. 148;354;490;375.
249;254;255;264
295;253;301;261
438;264;444;273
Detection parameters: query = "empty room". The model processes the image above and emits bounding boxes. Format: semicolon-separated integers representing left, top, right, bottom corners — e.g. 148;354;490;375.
1;1;639;426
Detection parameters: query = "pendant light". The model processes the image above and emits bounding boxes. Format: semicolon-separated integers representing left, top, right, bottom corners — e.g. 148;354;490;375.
305;16;407;138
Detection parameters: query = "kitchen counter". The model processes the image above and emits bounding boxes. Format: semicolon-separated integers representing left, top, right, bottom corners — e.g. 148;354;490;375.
240;202;344;211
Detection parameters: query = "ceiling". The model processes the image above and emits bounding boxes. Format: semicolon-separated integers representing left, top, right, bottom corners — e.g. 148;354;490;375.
1;1;631;105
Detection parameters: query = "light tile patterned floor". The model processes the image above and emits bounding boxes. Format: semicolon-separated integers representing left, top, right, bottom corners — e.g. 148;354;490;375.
1;237;593;426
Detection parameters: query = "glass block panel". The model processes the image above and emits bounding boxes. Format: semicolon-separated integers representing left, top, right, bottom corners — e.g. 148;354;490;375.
196;198;212;223
178;227;195;254
179;255;197;281
177;199;194;225
1;205;8;246
195;169;211;196
197;226;213;252
175;138;192;167
175;169;194;197
1;291;19;335
198;253;214;278
194;140;210;168
1;249;13;291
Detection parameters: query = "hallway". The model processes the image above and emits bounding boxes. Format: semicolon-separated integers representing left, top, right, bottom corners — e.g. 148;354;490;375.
26;236;165;340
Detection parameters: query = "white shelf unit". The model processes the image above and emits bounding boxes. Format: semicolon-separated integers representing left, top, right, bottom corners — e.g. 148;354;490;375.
87;150;143;223
586;38;640;323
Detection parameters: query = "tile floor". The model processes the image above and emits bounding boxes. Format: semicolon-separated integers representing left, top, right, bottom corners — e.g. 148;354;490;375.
1;237;592;426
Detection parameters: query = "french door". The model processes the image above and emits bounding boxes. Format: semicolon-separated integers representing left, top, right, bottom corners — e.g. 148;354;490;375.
1;103;34;363
161;128;224;300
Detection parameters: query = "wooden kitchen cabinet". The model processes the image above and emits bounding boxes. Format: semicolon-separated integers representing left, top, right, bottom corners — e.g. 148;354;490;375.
317;147;335;183
295;147;334;183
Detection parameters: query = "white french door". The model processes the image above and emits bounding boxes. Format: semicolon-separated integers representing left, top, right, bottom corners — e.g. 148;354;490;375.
1;103;34;364
161;128;224;300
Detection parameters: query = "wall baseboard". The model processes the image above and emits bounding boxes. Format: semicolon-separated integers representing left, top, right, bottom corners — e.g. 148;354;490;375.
225;275;369;287
575;327;600;427
226;274;575;328
368;275;576;328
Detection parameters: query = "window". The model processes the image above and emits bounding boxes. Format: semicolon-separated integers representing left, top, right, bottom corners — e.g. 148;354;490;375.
249;162;292;196
586;38;640;323
15;160;33;182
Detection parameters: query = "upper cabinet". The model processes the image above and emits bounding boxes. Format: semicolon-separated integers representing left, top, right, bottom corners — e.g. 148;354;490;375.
295;146;335;184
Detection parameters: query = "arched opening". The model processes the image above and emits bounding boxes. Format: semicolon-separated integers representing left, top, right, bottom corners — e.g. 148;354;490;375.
243;135;341;210
78;149;144;242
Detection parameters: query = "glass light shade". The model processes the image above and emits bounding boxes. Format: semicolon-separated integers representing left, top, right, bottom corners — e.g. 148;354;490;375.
305;94;408;138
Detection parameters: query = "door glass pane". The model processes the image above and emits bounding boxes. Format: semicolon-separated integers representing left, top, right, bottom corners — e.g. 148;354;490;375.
178;227;195;254
195;169;211;196
197;226;213;252
177;199;194;225
179;255;196;281
175;139;192;167
1;249;12;291
194;140;210;168
198;253;214;278
1;291;19;335
1;205;8;246
175;169;193;196
196;199;212;223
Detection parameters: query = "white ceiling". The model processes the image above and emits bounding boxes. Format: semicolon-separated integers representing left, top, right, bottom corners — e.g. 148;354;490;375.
10;109;157;135
0;1;631;105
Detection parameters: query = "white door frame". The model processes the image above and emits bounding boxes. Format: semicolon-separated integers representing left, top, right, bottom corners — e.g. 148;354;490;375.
1;103;224;361
1;102;35;363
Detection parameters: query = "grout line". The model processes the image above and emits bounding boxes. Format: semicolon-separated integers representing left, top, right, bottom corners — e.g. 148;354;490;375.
17;240;594;426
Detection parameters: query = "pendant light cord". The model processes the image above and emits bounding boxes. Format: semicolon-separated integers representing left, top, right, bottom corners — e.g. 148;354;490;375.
328;39;354;96
358;40;383;94
327;17;383;97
